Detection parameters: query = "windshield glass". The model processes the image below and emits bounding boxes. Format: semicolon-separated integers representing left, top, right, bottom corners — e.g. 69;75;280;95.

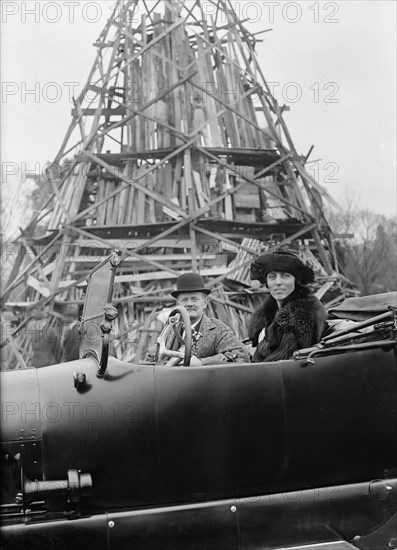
79;252;119;360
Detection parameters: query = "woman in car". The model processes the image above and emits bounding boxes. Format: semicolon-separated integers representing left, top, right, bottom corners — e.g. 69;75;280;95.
248;248;327;362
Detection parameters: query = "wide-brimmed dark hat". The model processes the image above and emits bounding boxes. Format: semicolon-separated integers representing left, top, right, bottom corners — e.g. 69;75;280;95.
250;250;315;285
171;273;211;298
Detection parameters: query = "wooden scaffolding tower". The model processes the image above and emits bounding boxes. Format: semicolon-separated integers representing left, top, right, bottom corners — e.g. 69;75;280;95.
1;0;355;369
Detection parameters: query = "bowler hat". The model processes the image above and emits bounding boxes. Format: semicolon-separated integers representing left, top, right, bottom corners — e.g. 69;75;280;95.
250;250;315;286
171;273;211;298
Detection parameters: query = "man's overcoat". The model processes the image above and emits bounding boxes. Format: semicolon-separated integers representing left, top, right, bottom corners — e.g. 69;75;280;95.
164;314;249;365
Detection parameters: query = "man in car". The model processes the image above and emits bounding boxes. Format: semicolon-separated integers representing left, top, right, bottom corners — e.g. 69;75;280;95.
154;272;249;365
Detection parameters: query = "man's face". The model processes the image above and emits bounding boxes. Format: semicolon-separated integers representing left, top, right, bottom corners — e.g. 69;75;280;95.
177;292;207;322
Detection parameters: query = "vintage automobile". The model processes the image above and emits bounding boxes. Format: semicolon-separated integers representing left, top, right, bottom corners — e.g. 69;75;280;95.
1;251;396;549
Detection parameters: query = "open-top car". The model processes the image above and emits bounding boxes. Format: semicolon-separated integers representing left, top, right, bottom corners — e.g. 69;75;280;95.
2;252;396;549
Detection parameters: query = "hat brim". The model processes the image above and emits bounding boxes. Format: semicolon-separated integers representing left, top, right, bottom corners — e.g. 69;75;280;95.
171;288;211;298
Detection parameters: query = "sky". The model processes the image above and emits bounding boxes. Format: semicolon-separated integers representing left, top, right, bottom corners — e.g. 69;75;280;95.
1;0;396;226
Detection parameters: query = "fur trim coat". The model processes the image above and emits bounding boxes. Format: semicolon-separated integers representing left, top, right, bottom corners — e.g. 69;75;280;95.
248;287;327;362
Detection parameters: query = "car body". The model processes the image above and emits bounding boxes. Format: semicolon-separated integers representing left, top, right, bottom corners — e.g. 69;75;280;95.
2;254;396;549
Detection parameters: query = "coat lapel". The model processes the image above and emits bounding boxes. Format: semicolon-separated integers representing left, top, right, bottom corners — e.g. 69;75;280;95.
195;315;216;357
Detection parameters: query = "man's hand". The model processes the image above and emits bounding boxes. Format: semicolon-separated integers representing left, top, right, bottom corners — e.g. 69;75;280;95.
189;355;203;366
223;351;239;362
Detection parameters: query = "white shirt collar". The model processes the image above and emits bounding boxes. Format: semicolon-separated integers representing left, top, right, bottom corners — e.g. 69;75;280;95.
191;317;202;330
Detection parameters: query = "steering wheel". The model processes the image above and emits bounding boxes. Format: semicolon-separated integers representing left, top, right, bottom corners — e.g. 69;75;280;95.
157;306;192;366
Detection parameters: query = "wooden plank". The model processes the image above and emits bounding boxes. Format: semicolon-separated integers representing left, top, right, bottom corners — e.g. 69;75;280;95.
67;253;214;263
103;180;110;225
1;232;61;300
71;226;181;278
210;294;252;314
72;97;88;145
50;167;77;228
235;212;256;222
123;160;136;224
179;176;186;211
172;156;182;197
95;70;199;145
162;198;183;221
153;168;164;221
147;172;156;223
2;329;28;369
224;169;233;220
136;190;146;224
192;225;260;256
195;37;222;146
315;280;336;300
134;305;161;361
188;79;272;147
71;107;126;116
96;177;106;225
82;151;188;221
189;225;198;271
192;170;207;208
183;149;193;210
114;267;227;283
152;12;168;148
77;110;273;227
216;41;241;147
118;181;129;224
71;155;289;270
73;238;192;249
147;47;157;149
234;194;259;209
131;59;141;151
192;148;311;220
170;31;182;139
113;182;121;224
67;162;90;220
49;233;69;293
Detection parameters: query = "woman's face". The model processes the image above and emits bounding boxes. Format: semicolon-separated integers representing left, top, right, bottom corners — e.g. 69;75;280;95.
266;271;295;304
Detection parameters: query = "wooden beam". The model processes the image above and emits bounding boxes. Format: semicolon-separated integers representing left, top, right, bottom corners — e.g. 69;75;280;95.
192;225;260;255
82;151;188;220
210;294;252;313
71;226;182;277
71;106;127;117
93;71;198;140
0;312;28;369
1;232;61;301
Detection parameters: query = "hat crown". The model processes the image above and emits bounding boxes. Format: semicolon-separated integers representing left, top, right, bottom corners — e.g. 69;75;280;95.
171;272;211;297
250;250;315;285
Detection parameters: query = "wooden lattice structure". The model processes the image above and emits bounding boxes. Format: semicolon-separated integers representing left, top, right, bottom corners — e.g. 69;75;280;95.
1;0;356;369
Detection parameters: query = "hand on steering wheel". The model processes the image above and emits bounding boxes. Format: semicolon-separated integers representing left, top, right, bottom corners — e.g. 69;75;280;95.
157;306;193;366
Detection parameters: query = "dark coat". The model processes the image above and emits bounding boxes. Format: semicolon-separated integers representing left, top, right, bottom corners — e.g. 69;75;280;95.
248;287;327;362
164;314;249;365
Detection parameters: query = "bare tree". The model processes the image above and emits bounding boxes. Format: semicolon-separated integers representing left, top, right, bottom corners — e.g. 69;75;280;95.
327;198;396;295
0;176;38;290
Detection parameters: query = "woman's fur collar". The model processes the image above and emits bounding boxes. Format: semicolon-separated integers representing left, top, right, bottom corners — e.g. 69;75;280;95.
248;286;327;361
248;286;310;345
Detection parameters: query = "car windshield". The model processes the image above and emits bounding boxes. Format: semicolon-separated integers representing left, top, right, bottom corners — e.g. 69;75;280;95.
79;253;118;360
